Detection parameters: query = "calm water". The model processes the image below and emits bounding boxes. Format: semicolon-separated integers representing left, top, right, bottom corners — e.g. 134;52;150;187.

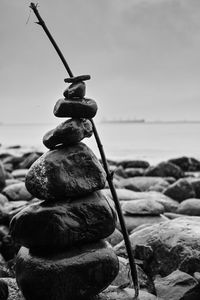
0;122;200;164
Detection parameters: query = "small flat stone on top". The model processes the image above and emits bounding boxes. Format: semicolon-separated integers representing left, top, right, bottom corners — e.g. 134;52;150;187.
53;98;98;118
43;118;93;150
64;74;91;83
25;143;106;201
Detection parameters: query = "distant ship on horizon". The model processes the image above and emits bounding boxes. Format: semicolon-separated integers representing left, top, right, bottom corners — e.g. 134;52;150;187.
101;118;145;124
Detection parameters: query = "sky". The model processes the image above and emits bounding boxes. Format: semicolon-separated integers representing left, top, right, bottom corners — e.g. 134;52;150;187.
1;0;200;124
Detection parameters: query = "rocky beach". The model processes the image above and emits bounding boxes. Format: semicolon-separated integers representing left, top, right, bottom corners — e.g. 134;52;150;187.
0;143;200;299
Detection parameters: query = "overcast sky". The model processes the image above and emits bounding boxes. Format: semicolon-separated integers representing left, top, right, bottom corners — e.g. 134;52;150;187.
1;0;200;124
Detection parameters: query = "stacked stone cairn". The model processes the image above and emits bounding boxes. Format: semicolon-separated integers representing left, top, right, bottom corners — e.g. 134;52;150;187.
10;75;119;300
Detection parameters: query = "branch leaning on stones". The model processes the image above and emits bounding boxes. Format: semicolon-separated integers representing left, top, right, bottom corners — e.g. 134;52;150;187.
29;2;139;298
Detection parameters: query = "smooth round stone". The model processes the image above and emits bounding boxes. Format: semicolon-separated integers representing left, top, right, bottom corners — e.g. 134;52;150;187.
43;118;92;150
63;81;86;99
16;241;119;300
25;143;106;201
53;98;98;118
10;191;116;250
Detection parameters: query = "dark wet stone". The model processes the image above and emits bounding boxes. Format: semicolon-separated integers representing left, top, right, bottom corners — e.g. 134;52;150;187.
164;179;196;202
53;98;98;118
168;156;200;172
63;81;86;99
43;118;92;150
25;143;106;201
16;241;119;300
117;160;150;169
10;191;116;250
144;162;184;179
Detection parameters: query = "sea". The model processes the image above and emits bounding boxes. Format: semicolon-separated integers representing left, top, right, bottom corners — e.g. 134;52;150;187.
0;122;200;164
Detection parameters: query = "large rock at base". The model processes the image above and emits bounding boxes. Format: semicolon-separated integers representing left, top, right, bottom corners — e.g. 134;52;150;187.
164;179;196;202
114;217;200;277
25;143;106;201
144;162;184;179
43;118;93;150
177;198;200;216
10;191;116;250
16;241;119;300
154;270;200;300
121;199;165;216
120;177;169;192
53;98;98;118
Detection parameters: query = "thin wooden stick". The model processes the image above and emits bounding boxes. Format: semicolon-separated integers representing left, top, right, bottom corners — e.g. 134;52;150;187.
29;3;139;298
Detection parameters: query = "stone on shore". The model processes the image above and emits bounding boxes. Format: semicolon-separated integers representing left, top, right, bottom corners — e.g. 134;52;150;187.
25;143;106;201
117;160;150;169
112;257;154;294
10;191;116;250
154;270;200;300
103;189;178;212
116;214;167;233
190;179;200;198
177;198;200;216
97;286;157;300
53;98;98;118
164;179;196;202
120;177;169;192
121;199;165;215
43;118;93;149
2;183;33;202
0;162;6;192
114;217;200;277
16;241;119;300
168;156;200;172
144;162;184;179
106;229;123;247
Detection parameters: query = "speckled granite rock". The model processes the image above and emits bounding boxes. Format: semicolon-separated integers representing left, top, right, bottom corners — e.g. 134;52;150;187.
10;191;116;250
54;98;98;118
16;241;119;300
43;118;93;150
25;143;106;201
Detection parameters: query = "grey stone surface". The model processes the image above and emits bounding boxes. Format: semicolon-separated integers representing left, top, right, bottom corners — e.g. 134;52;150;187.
25;143;106;201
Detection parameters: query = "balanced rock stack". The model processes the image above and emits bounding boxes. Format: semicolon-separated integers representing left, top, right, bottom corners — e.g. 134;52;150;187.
10;75;119;300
